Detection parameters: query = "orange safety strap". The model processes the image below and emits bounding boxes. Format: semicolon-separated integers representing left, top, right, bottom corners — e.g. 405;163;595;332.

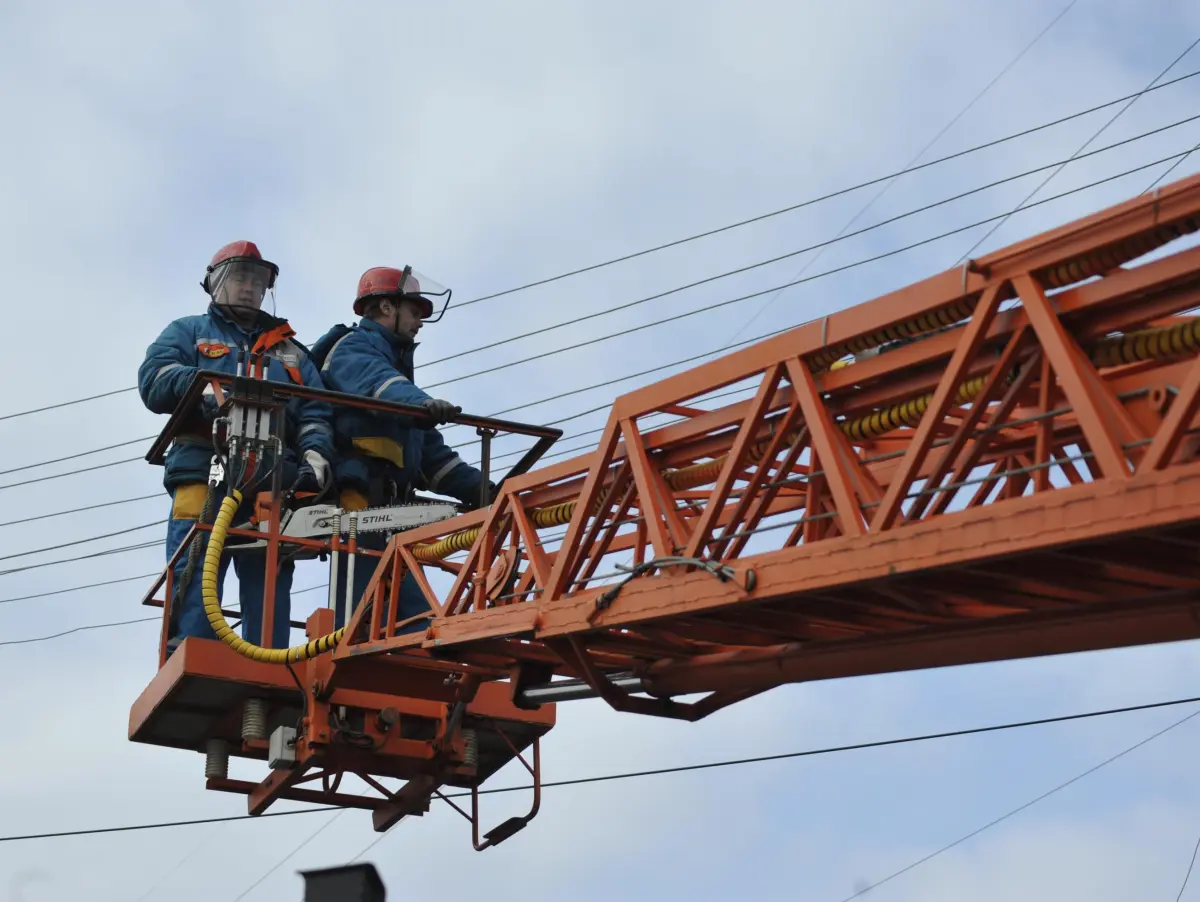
249;323;305;385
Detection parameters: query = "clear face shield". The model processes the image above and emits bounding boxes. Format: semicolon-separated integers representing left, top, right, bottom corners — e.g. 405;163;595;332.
209;258;277;317
397;267;451;322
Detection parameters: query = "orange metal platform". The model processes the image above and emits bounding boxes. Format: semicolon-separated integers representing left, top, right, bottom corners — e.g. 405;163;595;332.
129;634;553;822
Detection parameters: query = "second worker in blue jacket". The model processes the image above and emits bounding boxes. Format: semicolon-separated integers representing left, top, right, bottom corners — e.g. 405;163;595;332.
311;265;494;632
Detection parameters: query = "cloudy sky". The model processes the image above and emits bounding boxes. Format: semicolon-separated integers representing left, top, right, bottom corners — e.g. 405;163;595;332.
3;0;1200;899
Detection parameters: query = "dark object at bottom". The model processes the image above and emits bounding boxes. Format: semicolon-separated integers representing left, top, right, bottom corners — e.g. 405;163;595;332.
300;863;386;902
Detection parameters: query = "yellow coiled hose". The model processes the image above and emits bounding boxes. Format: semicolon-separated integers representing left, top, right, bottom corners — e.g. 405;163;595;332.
811;216;1199;374
203;488;345;663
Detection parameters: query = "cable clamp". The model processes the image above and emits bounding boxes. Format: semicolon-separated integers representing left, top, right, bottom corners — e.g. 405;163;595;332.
593;556;755;615
207;454;224;488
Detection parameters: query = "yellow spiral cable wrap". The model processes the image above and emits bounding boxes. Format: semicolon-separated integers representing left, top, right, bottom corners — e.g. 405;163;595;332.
202;488;345;663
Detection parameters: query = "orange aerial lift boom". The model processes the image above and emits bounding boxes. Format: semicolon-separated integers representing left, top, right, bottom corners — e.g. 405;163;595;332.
131;171;1200;847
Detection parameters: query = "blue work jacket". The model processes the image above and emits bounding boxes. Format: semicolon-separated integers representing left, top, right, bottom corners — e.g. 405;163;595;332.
310;317;483;505
137;303;335;492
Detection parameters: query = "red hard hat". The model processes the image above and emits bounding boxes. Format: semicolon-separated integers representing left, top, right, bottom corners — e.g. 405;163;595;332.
202;240;279;293
354;265;433;318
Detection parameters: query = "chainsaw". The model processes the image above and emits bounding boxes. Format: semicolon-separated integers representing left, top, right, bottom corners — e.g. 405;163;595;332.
225;500;461;554
275;501;462;539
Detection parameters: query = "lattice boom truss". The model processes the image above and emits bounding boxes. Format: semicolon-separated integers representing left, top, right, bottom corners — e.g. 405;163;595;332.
327;171;1200;720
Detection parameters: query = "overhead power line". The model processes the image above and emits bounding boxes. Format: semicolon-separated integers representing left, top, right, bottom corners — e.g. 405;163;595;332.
0;436;154;478
0;582;332;646
2;693;1197;843
723;0;1080;351
1177;831;1200;902
450;63;1197;311
0;386;137;424
0;519;164;565
0;494;161;529
0;572;159;606
3;140;1196;573
230;812;346;902
7;125;1191;493
424;146;1200;392
1145;135;1200;195
0;137;1184;568
956;34;1200;262
0;455;141;493
405;113;1200;375
0;616;160;648
0;539;163;577
836;705;1200;901
1;579;330;618
3;70;1200;427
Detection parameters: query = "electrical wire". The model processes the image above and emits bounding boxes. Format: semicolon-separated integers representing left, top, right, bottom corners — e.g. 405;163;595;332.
0;582;334;648
229;812;347;902
0;386;137;423
0;519;164;565
0;572;159;606
2;692;1197;843
2;126;1196;606
0;575;330;610
0;132;1182;534
0;617;159;648
3;69;1200;427
0;139;1194;587
423;145;1200;392
0;540;163;577
955;34;1200;263
0;494;161;529
450;61;1194;312
1178;832;1200;901
414;113;1200;376
130;826;224;902
723;0;1080;352
0;142;1189;608
0;455;141;492
0;435;154;478
1146;135;1200;195
836;705;1200;901
2;108;1195;490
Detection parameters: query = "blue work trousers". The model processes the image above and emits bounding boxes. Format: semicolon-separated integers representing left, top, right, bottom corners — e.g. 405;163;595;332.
165;484;294;651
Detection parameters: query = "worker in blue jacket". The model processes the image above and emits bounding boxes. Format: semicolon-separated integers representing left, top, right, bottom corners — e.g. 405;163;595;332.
311;264;494;632
138;240;336;655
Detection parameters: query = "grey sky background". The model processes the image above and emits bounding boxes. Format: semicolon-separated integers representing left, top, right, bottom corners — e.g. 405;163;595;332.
2;1;1200;899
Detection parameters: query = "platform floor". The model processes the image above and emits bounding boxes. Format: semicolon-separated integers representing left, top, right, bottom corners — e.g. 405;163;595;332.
128;637;554;786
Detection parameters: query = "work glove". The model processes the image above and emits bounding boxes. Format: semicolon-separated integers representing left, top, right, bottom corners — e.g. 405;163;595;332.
458;481;499;511
199;384;219;418
297;450;331;491
422;397;461;425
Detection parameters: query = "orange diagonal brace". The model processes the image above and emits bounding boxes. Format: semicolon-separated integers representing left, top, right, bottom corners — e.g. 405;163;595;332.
909;326;1031;521
1014;272;1131;479
871;282;1005;531
786;357;870;537
446;490;511;616
543;413;623;600
1140;353;1200;472
683;363;783;559
622;416;688;558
